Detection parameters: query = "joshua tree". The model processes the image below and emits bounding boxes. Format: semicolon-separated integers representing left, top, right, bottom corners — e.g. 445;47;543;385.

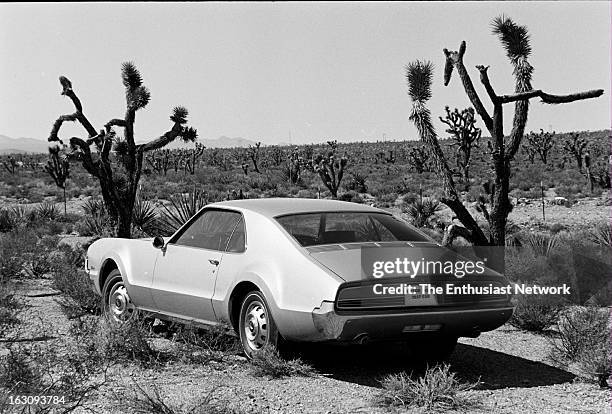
405;16;603;246
285;148;305;184
247;142;262;173
523;129;555;165
2;156;18;175
406;146;430;174
45;147;70;214
48;62;197;238
562;132;588;172
181;143;205;175
311;140;348;198
440;106;481;186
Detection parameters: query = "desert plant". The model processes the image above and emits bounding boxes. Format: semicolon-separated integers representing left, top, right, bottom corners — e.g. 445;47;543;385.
249;347;314;379
406;146;430;174
402;198;442;228
589;222;612;248
50;244;100;317
157;186;208;235
45;148;70;214
47;62;197;238
102;317;158;365
311;140;348;198
522;232;559;257
440;106;481;186
0;208;17;233
523;129;556;165
510;294;564;332
562;132;588;172
375;364;480;411
551;306;610;386
132;195;158;236
405;16;602;246
35;201;59;221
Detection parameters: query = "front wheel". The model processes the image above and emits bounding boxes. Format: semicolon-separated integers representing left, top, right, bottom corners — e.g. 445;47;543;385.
102;269;138;324
238;291;281;358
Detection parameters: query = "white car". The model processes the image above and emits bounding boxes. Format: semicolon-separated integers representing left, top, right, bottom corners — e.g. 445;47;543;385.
85;198;513;358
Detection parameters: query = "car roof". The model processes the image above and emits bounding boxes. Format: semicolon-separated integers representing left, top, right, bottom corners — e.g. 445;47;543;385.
208;198;386;218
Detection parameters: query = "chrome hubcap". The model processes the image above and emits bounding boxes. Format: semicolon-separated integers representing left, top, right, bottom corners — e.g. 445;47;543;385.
108;284;136;322
244;300;268;351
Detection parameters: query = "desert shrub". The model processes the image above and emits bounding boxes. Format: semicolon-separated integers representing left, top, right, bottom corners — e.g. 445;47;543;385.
172;324;240;354
338;191;364;204
510;294;565;332
551;306;610;386
344;172;368;193
249;347;314;379
0;277;21;336
50;244;99;316
0;340;106;411
121;381;243;414
0;208;17;232
375;364;480;411
402;198;442;228
521;232;559;257
102;317;159;365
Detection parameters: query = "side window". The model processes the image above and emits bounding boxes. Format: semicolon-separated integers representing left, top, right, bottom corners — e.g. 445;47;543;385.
173;210;241;250
226;218;246;253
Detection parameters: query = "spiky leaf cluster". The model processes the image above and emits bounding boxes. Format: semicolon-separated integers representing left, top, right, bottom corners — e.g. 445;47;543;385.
121;62;142;89
180;126;198;143
171;106;189;124
405;61;434;102
121;62;150;110
491;15;531;62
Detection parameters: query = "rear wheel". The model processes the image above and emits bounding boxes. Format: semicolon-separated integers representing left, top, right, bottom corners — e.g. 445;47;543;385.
238;291;281;358
102;269;138;324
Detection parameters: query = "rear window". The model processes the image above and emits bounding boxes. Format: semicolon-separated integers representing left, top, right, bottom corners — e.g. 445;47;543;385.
276;212;429;246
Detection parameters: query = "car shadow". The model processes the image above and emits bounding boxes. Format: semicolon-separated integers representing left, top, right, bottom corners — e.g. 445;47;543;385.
297;342;575;390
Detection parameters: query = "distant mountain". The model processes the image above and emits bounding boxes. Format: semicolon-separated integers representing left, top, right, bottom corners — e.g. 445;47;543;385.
202;136;257;148
0;135;48;154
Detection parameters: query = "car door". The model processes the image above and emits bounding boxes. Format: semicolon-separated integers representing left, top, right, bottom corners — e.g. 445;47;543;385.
151;208;242;322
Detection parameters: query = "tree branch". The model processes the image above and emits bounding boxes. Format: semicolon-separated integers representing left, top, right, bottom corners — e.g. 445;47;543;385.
138;124;183;152
104;118;127;131
499;88;604;104
443;42;494;134
476;65;499;103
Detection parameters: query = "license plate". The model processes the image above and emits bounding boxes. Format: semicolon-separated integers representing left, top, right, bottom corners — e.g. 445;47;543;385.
405;292;437;306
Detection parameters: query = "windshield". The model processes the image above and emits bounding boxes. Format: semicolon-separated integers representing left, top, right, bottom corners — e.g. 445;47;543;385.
276;212;430;247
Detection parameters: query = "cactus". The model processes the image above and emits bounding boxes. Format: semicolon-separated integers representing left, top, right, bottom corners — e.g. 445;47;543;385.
406;16;603;246
48;63;197;238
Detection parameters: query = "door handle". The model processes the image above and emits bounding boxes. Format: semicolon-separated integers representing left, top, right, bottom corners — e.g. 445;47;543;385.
209;259;220;266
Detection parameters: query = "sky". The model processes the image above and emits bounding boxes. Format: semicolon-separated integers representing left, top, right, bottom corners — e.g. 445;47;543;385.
0;2;610;145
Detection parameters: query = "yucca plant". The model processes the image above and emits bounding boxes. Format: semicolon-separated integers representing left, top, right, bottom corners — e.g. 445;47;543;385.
132;195;158;236
36;201;59;221
402;198;442;228
589;222;612;248
522;232;558;257
156;187;207;236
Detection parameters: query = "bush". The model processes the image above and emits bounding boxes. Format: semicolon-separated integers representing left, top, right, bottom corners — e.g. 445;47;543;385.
0;208;17;232
375;364;480;411
50;244;100;316
102;317;158;365
510;294;565;332
249;347;314;379
551;306;610;386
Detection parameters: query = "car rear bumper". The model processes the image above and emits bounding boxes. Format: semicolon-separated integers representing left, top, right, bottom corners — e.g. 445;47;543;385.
310;301;514;342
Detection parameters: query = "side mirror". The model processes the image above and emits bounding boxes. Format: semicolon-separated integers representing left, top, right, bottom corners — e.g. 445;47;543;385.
152;236;165;249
